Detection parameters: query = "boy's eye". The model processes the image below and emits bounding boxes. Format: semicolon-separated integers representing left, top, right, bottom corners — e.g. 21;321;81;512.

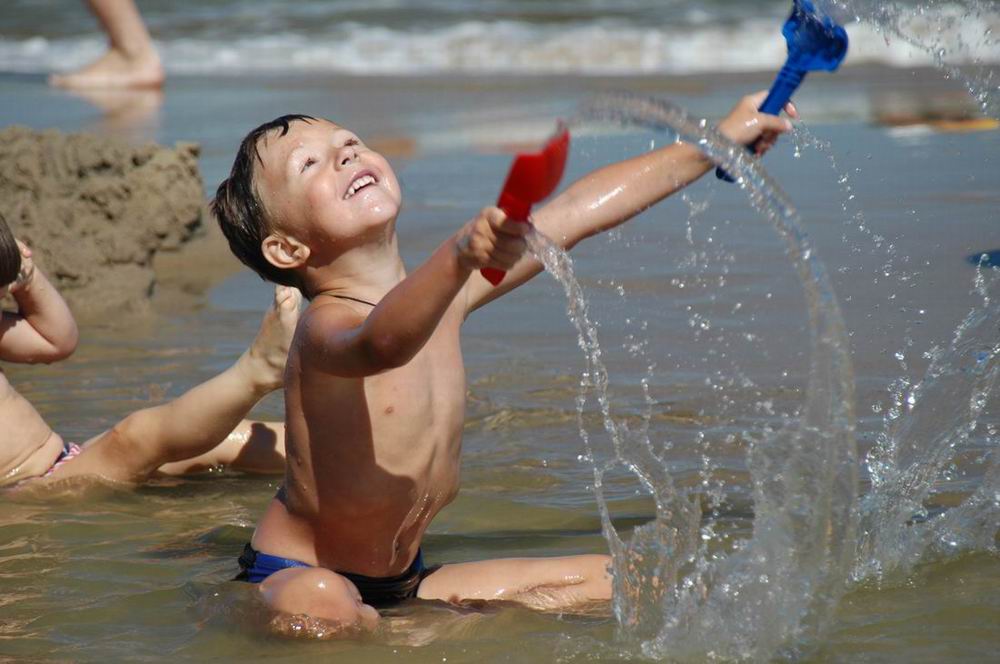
345;138;360;147
301;157;317;173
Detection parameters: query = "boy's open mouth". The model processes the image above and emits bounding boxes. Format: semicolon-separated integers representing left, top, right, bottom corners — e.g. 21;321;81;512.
345;171;378;199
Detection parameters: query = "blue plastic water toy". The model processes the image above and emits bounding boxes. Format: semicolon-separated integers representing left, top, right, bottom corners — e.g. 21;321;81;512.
717;0;849;181
967;249;1000;267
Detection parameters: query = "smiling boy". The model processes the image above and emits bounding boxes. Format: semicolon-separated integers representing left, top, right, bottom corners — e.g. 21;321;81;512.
213;92;795;629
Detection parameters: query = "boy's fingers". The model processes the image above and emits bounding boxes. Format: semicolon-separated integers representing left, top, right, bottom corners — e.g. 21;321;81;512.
496;217;531;237
758;114;792;134
754;134;778;155
742;92;798;122
473;216;498;243
488;249;522;270
495;235;527;256
484;206;531;236
492;235;527;265
484;206;507;226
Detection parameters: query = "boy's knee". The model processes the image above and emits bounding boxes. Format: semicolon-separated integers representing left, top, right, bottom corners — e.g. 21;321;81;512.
105;412;148;458
90;418;135;465
92;412;163;480
260;567;379;631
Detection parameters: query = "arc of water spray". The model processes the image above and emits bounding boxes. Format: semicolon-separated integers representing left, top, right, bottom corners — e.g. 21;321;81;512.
535;93;858;660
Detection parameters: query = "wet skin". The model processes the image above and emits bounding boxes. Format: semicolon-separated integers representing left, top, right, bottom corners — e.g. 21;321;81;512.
251;120;467;576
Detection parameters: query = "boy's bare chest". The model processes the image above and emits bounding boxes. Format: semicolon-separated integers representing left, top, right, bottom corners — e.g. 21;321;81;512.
366;334;466;448
279;320;471;561
294;327;466;466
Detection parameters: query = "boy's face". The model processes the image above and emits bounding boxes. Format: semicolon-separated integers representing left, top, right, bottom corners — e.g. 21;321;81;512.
255;119;402;251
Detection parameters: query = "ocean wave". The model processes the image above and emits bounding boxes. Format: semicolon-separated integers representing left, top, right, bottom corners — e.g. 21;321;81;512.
0;15;996;77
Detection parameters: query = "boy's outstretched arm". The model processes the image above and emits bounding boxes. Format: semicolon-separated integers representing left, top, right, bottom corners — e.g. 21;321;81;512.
303;207;528;377
0;241;78;363
465;92;797;313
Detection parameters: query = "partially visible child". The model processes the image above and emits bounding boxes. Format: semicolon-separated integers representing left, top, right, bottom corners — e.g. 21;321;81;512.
213;92;796;631
0;212;295;489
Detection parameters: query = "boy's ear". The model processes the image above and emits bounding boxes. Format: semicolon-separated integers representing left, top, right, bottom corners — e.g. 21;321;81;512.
261;232;310;270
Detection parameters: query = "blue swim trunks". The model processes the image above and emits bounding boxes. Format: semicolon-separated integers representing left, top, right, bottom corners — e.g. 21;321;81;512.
235;543;439;607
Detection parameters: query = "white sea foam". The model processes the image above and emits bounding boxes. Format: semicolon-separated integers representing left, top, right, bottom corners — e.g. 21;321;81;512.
0;14;996;77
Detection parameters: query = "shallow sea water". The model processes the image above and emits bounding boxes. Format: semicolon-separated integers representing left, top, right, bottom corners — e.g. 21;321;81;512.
1;69;998;661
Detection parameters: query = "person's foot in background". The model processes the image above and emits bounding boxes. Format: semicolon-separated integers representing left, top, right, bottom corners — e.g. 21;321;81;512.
50;0;164;89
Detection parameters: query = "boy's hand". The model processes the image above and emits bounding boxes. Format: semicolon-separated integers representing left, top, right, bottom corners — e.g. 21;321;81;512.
10;240;36;294
455;206;530;272
717;92;798;156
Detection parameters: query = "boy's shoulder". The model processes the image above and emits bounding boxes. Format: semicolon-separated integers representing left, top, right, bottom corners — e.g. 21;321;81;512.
295;298;369;353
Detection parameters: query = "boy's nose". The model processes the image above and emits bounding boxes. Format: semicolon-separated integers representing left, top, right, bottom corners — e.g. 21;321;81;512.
336;145;358;168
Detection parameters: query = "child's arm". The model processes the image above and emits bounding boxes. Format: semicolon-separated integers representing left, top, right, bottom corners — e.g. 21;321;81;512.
0;241;79;363
301;207;527;377
465;92;797;313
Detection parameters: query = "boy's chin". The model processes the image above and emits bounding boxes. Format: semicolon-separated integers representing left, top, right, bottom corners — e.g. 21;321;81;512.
359;202;400;228
333;211;398;244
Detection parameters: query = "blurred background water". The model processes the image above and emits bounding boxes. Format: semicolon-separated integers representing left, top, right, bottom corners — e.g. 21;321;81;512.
1;0;998;76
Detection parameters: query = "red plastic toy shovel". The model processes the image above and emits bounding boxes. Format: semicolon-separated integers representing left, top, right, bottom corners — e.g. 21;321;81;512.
481;124;570;286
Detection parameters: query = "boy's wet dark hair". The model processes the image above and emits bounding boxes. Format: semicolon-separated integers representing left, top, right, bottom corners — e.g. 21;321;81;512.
213;114;317;293
0;212;21;288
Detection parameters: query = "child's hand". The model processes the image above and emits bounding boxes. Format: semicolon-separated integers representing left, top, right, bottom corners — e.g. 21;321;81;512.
717;92;798;156
456;206;530;272
10;240;36;294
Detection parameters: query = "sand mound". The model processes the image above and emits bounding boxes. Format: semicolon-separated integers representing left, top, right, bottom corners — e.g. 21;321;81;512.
0;126;204;318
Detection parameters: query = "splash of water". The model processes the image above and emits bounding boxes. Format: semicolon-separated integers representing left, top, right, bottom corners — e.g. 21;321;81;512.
818;0;1000;117
531;3;1000;653
789;122;1000;584
531;79;999;657
855;267;1000;583
530;94;857;661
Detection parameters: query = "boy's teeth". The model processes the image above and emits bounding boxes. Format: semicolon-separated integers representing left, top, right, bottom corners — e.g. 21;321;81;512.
346;175;375;198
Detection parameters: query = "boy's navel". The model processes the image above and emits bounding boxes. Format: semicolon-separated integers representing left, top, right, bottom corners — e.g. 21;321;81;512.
384;405;394;415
